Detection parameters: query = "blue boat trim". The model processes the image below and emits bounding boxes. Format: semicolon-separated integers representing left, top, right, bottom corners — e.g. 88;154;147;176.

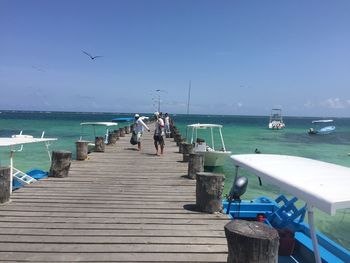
223;195;350;263
111;117;134;122
12;169;48;190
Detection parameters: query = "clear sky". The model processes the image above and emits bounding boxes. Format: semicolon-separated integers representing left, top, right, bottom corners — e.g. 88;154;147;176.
1;0;350;117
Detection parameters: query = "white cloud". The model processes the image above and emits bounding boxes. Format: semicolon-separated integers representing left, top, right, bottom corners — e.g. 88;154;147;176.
321;98;348;109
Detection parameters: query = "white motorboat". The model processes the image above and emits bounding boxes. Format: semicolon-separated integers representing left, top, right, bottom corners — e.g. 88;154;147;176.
308;119;335;135
187;123;231;167
226;154;350;263
268;108;285;129
80;122;118;144
0;132;57;193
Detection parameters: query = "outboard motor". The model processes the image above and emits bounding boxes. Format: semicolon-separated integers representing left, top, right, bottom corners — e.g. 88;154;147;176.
226;176;248;215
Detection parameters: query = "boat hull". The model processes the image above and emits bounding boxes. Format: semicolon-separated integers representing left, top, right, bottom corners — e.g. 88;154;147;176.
269;121;285;129
195;150;231;167
222;196;350;263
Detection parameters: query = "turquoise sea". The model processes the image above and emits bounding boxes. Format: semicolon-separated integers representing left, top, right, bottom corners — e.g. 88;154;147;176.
0;111;349;250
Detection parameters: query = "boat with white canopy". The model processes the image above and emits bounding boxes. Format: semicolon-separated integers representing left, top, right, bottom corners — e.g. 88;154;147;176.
186;123;231;167
269;108;285;129
224;154;350;263
80;122;118;144
0;132;57;193
308;119;335;135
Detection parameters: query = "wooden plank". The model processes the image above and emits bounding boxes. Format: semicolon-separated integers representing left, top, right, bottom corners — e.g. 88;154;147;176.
0;252;227;262
0;235;227;244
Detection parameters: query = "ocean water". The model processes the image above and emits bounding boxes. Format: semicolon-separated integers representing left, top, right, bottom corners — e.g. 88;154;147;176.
0;111;349;250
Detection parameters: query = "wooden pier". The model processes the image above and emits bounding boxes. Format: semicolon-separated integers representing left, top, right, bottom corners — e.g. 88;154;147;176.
0;127;229;262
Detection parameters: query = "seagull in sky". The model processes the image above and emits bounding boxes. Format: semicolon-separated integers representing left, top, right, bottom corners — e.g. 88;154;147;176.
82;50;103;60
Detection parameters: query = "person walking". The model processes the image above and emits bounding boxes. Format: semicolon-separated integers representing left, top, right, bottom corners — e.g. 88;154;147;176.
153;112;165;156
164;113;171;137
134;114;150;151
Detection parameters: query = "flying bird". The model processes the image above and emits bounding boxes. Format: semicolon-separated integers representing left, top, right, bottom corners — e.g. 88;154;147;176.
82;50;103;60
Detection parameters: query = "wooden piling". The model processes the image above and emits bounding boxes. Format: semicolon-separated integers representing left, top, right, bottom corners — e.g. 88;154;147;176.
0;167;10;203
49;151;72;178
196;172;225;213
108;132;118;145
224;220;279;263
94;137;105;152
114;129;121;138
124;126;130;134
182;143;193;162
188;153;204;179
75;140;89;160
119;128;125;137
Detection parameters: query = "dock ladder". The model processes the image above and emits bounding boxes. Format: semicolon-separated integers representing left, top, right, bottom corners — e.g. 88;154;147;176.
13;168;37;185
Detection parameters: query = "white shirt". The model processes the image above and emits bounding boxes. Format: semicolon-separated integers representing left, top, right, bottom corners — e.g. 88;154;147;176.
165;116;170;125
135;118;149;133
154;118;165;136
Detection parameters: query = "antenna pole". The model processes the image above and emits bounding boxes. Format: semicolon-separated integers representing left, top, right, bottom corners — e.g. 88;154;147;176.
187;81;191;115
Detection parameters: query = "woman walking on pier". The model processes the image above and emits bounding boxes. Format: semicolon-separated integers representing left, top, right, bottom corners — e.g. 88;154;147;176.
153;112;165;156
134;114;150;151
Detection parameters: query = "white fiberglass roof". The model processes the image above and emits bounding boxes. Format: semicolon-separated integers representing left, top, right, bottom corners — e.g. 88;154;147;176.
0;137;57;147
187;123;223;128
80;122;118;127
312;119;334;123
230;154;350;215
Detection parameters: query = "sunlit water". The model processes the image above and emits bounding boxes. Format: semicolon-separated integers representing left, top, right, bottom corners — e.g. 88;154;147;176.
0;111;349;250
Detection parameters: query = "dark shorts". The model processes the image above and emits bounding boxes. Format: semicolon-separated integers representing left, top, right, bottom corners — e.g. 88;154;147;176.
153;134;164;145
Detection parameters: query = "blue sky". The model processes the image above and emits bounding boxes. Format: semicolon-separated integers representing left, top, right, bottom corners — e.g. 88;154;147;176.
1;0;350;117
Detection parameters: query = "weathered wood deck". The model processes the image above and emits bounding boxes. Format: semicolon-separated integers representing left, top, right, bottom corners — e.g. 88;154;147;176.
0;126;229;262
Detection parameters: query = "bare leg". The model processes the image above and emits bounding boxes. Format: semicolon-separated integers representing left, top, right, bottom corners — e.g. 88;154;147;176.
137;142;141;151
154;141;159;155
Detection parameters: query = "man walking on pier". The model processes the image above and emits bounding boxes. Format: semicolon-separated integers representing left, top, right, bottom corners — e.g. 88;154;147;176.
153;112;165;156
134;114;150;151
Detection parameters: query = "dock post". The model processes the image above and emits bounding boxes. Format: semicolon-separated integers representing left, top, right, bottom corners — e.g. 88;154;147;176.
119;128;125;137
188;153;204;179
0;167;11;203
179;142;184;153
182;143;193;162
49;151;72;178
176;136;185;147
94;137;105;152
224;220;279;263
124;126;130;134
108;132;118;145
75;140;89;160
196;172;225;213
114;129;121;138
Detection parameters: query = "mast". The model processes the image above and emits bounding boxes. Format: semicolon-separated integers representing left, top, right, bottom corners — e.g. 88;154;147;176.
185;81;191;140
187;80;191;115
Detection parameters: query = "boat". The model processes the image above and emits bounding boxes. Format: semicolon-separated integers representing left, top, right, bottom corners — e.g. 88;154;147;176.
0;132;57;192
268;108;285;129
308;120;336;135
111;117;134;122
80;122;118;144
224;154;350;263
186;123;231;167
13;168;49;190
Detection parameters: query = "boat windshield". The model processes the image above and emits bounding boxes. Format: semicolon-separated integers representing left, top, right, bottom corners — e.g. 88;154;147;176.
187;123;226;151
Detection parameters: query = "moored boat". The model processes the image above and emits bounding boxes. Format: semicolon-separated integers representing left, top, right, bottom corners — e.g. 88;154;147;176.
0;132;57;192
80;122;118;144
186;123;231;167
308;119;335;135
269;108;285;129
224;154;350;263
